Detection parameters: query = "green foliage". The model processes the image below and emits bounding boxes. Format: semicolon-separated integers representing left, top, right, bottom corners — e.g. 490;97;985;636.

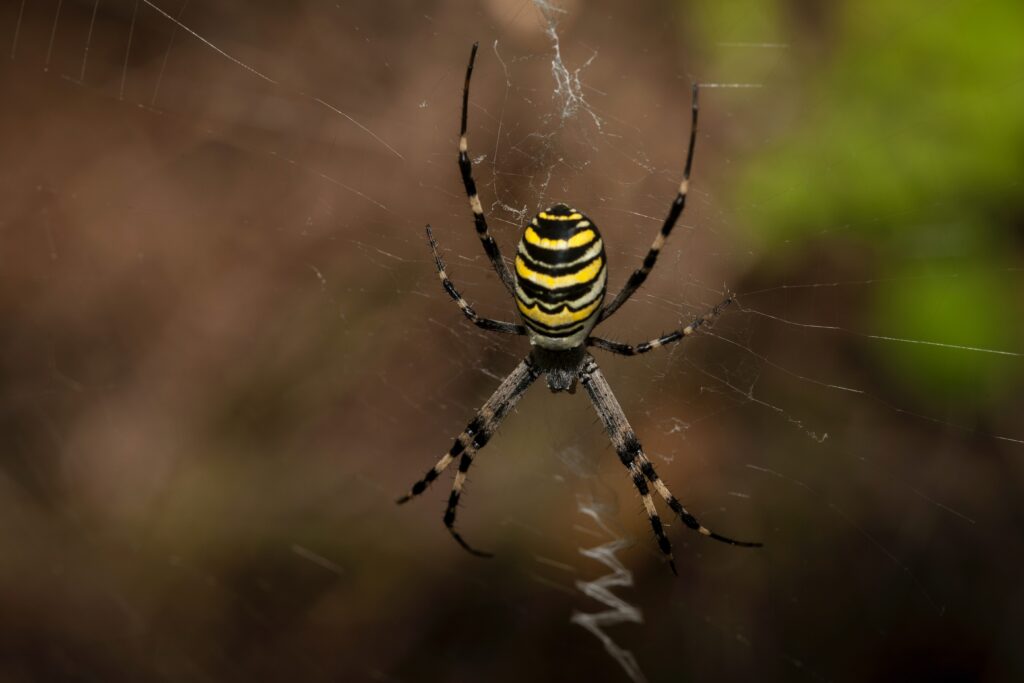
709;0;1024;407
741;0;1024;243
871;262;1019;406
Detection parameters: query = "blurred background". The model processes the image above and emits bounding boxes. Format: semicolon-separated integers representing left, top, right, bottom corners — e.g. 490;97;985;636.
1;0;1023;681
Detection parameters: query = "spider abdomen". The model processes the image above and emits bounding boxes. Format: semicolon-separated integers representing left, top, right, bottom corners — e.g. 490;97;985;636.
514;204;607;349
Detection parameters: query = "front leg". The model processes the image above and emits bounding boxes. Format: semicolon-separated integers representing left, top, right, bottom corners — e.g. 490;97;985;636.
398;357;540;556
579;356;760;574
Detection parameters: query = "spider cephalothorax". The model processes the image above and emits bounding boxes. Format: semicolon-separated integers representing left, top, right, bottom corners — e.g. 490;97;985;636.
530;345;586;393
398;43;760;574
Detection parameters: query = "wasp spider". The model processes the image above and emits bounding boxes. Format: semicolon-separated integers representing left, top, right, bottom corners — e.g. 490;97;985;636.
398;43;760;574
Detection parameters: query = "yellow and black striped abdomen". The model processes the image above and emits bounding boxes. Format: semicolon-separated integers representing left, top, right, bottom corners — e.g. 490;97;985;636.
514;204;607;350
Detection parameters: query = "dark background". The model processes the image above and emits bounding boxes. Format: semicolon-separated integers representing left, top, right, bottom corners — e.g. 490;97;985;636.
1;1;1023;681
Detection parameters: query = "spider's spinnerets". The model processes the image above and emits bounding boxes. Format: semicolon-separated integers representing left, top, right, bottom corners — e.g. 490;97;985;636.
514;204;607;350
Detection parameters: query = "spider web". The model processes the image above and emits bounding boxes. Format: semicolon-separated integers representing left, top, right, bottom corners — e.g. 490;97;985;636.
1;1;1022;682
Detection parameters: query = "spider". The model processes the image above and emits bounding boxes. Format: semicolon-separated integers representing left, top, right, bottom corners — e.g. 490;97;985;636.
398;43;761;574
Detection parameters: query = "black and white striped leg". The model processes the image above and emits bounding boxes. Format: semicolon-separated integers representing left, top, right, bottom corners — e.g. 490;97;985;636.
458;42;516;296
638;451;761;548
397;357;540;557
587;293;733;356
598;83;701;323
445;452;491;557
580;356;760;575
426;225;525;336
580;358;678;574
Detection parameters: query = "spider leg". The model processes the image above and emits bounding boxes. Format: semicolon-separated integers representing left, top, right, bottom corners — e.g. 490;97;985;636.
598;83;701;324
579;356;760;574
579;357;677;574
398;357;540;557
587;293;732;356
639;452;761;548
458;42;516;296
426;226;525;335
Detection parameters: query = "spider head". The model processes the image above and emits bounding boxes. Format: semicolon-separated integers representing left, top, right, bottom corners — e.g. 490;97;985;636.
530;346;586;393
